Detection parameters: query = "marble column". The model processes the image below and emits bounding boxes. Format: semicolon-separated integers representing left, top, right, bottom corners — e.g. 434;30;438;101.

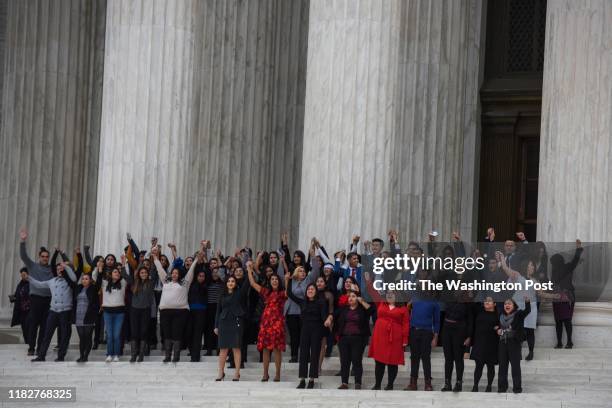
537;0;612;242
183;0;309;253
0;0;105;315
94;0;197;256
298;0;484;250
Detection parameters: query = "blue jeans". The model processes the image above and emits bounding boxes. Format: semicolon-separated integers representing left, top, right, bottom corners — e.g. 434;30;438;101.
103;312;124;356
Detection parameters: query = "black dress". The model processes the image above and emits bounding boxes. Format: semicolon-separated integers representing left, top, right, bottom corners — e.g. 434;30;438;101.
470;309;499;364
215;279;250;349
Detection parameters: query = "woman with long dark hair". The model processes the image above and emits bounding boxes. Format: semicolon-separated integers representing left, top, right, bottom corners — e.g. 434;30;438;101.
286;268;331;389
470;296;499;392
126;257;156;363
315;272;335;373
247;261;287;381
188;266;208;362
335;289;371;389
10;267;30;346
154;247;197;363
97;261;128;362
440;291;473;392
214;273;251;381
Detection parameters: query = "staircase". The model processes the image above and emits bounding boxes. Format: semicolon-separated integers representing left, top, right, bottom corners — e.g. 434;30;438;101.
0;343;611;408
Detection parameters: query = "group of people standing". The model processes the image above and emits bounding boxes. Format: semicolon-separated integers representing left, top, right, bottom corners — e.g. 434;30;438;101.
11;228;583;394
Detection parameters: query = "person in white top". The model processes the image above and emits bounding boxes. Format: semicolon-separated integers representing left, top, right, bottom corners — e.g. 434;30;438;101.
94;261;128;362
153;246;197;363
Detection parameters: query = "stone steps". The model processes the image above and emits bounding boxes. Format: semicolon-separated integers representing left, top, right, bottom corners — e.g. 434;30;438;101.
1;344;611;407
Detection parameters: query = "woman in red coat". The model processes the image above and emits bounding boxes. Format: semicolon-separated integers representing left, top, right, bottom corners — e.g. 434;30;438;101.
365;273;410;390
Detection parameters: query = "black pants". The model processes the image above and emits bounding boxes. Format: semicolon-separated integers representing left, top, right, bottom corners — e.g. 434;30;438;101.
286;314;302;359
442;323;466;382
374;360;398;388
525;328;535;352
204;303;218;353
555;319;572;344
27;295;50;352
19;311;30;344
94;310;104;344
410;328;433;379
152;291;162;344
38;310;72;359
160;309;189;341
474;360;495;387
130;307;150;342
77;325;95;359
189;309;207;361
338;335;366;384
298;322;323;379
498;339;522;392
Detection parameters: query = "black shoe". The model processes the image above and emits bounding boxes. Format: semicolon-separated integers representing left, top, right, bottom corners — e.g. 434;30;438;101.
565;342;573;349
525;351;534;361
172;341;181;363
163;340;172;363
554;343;563;349
307;380;315;389
205;350;212;356
513;388;522;393
384;384;393;391
215;373;225;381
76;355;84;363
54;357;64;362
27;349;36;356
371;385;381;390
485;385;492;392
289;357;298;363
441;382;452;392
138;341;146;362
471;385;478;392
297;380;306;389
92;343;99;350
453;381;462;392
31;356;45;362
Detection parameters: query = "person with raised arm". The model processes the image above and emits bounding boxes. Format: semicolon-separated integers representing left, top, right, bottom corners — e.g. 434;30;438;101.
247;260;287;381
153;246;197;363
29;260;77;362
18;228;53;356
497;296;531;393
188;249;208;362
363;272;409;391
470;296;499;392
214;265;251;381
73;257;100;363
96;257;129;362
334;285;371;390
126;255;156;363
286;267;331;389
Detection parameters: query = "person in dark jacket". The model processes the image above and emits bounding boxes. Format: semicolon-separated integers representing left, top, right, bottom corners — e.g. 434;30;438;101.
551;239;583;349
127;260;156;362
188;270;208;362
470;297;499;392
497;297;531;393
73;267;100;362
287;268;331;389
440;291;474;392
10;267;30;345
214;275;251;381
334;289;371;389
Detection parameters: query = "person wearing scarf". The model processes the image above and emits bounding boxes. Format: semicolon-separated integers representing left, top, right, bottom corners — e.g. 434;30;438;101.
497;297;531;393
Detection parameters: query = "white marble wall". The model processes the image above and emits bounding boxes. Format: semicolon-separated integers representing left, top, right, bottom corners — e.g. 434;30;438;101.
182;0;308;254
537;0;612;242
95;0;309;256
0;0;105;314
298;0;484;251
94;0;197;256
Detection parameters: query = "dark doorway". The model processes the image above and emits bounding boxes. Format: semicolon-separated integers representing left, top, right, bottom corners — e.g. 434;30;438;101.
478;0;546;242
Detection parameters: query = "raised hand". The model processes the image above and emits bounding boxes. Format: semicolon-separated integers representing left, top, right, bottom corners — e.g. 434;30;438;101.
576;239;582;248
487;227;495;241
19;227;28;241
515;232;526;242
452;231;461;241
281;232;289;246
352;235;360;245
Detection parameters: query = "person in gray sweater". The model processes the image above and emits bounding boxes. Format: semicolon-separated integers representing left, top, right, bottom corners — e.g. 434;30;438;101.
29;261;77;362
19;228;53;355
124;256;156;363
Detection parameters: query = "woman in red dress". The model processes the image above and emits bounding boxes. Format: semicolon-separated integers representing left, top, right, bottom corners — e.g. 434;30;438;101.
365;273;410;390
247;261;287;381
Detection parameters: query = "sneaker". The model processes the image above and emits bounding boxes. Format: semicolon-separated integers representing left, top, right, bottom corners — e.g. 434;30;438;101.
112;356;120;362
565;342;573;349
31;356;45;362
296;379;306;389
307;380;315;389
105;356;112;363
525;351;534;361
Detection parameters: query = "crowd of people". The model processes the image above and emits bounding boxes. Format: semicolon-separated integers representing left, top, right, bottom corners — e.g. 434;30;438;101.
10;227;584;394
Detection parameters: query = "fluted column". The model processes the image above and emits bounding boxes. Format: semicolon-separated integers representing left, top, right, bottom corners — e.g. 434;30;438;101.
537;0;612;242
183;0;309;253
0;0;105;315
298;0;484;250
94;0;197;255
